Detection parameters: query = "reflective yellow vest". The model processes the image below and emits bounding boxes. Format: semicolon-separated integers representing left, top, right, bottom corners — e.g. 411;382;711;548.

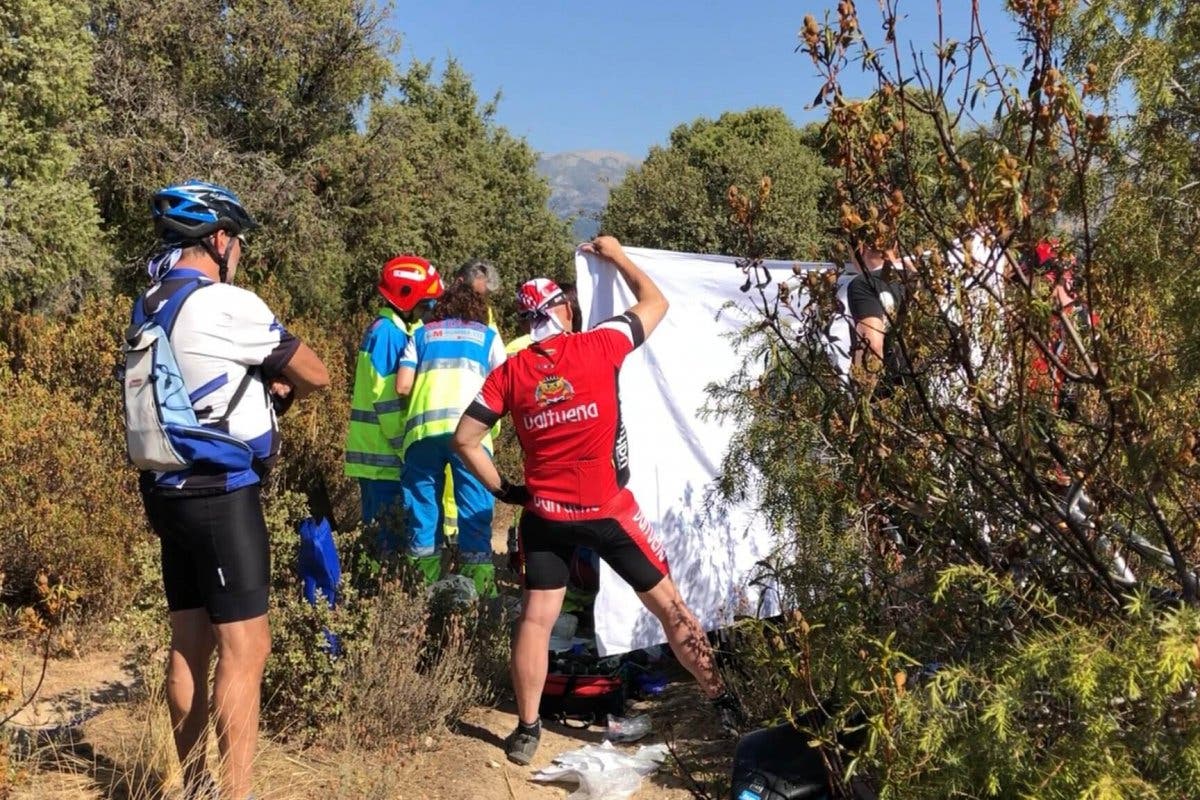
401;319;502;454
344;308;409;480
506;332;533;355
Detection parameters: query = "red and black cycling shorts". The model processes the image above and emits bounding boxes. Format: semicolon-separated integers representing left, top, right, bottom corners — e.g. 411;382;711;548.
519;489;669;593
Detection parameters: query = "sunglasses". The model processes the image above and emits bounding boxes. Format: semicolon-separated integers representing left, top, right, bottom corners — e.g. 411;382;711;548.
518;295;567;320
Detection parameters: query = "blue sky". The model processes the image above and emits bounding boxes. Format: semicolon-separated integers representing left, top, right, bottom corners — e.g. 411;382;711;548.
390;2;1025;158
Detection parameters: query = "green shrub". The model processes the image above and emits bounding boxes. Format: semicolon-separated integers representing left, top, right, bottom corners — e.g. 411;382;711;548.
878;571;1200;799
259;491;367;740
334;577;509;748
0;298;144;620
259;295;363;532
259;491;510;744
0;373;143;618
722;566;1200;798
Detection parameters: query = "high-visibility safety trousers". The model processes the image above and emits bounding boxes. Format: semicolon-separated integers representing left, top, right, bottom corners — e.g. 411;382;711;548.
402;434;495;597
441;465;458;545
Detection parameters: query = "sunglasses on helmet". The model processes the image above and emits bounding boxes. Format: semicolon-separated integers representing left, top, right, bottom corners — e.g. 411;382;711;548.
518;294;567;320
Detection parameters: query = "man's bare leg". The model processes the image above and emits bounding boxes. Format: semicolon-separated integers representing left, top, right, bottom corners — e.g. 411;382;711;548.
212;614;271;799
511;587;566;723
637;577;723;698
166;609;216;792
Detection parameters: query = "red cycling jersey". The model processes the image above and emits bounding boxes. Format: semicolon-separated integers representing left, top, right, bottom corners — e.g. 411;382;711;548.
467;313;643;519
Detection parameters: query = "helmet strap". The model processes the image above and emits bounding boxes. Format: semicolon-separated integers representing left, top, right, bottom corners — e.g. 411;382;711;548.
200;231;239;283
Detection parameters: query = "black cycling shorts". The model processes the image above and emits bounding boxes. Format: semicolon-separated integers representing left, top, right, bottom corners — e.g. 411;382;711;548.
142;484;271;623
847;269;905;322
519;490;669;593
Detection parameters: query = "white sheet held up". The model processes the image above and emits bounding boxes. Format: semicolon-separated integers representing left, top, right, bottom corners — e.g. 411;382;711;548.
575;247;839;655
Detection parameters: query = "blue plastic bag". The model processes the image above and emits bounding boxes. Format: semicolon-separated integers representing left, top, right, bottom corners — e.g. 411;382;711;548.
298;515;341;654
299;516;340;606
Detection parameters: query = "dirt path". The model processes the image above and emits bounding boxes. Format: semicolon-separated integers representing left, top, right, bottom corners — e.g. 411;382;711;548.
3;643;730;800
346;689;727;800
3;648;138;726
3;510;732;798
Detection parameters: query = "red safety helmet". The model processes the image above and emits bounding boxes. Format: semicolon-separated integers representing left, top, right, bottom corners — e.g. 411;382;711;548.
1034;238;1060;270
378;255;443;312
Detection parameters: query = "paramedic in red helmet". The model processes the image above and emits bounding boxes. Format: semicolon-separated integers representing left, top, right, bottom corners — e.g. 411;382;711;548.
452;235;745;766
344;255;444;553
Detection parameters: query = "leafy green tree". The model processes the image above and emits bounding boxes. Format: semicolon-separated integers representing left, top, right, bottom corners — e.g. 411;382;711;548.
602;107;836;259
1062;0;1200;364
698;1;1200;796
0;0;108;312
319;60;572;317
85;0;395;310
84;0;569;320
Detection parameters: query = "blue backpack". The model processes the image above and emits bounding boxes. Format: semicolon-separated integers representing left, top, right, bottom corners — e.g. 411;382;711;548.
121;275;257;473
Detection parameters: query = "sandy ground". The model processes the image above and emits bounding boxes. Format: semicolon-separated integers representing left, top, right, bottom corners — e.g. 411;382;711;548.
1;641;730;799
1;506;733;799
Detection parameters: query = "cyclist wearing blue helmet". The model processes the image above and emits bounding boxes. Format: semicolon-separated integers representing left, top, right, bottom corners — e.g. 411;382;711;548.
136;181;329;800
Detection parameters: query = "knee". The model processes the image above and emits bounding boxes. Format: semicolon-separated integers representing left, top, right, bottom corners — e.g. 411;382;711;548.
519;600;562;632
253;630;272;665
220;642;270;673
170;635;215;669
519;608;557;632
218;627;272;669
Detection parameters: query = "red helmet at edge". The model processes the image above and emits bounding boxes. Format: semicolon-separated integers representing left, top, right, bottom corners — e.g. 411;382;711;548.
516;277;565;318
378;255;443;312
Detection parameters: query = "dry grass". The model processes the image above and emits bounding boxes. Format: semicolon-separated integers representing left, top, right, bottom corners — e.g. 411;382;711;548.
3;655;719;800
2;578;511;799
1;655;328;800
4;697;336;799
333;580;511;750
5;675;176;800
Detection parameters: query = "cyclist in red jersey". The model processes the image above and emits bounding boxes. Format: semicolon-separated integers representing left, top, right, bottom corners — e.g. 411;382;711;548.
453;235;744;765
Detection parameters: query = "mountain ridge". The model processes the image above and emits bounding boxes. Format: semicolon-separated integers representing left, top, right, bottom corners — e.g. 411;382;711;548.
537;149;640;240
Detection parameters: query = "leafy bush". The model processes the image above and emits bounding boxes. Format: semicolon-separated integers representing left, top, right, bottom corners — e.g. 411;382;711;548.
259;491;368;740
0;373;142;618
1;295;128;436
334;578;509;747
0;0;111;313
743;569;1200;798
259;492;509;744
0;297;146;625
705;1;1200;796
881;571;1200;799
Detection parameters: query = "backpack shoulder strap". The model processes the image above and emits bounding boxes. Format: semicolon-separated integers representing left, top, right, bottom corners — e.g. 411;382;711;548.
136;275;259;426
214;368;257;426
132;275;209;335
162;277;210;337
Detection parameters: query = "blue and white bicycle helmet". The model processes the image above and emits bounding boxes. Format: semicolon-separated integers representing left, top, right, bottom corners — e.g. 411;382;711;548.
150;180;257;244
149;181;257;282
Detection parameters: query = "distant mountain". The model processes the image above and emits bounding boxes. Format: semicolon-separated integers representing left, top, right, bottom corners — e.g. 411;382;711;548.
537;150;640;240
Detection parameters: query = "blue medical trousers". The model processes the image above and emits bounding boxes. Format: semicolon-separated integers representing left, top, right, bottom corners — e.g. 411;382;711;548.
401;434;495;594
